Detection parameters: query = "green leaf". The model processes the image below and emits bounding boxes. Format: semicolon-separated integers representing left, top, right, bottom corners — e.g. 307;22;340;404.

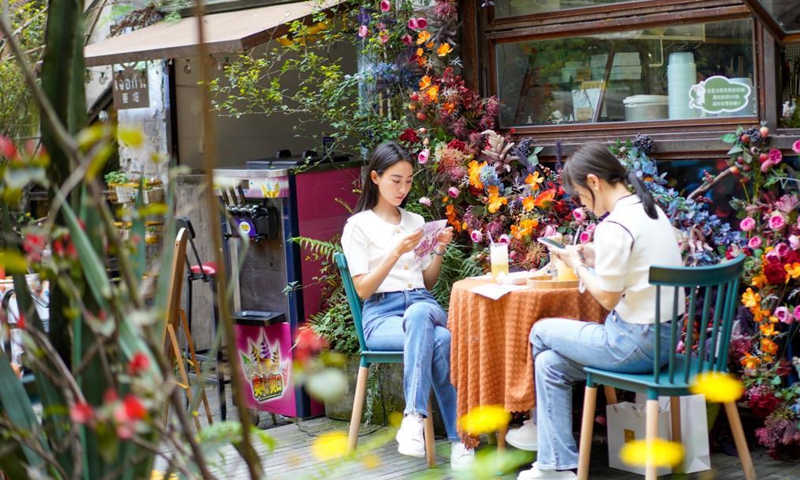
0;350;48;471
59;198;111;308
720;133;738;144
726;145;743;155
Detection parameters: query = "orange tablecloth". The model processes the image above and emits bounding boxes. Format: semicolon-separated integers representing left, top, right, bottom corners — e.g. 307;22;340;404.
448;277;608;417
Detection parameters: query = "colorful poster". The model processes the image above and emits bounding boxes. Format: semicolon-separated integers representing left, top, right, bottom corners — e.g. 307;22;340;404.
234;322;295;416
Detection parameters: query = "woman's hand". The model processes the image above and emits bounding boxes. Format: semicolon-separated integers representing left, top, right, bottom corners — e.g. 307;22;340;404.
434;227;454;254
552;245;582;271
394;229;424;257
575;244;595;268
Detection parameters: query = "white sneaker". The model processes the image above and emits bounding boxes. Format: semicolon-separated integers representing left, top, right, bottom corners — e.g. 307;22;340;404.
518;462;577;480
450;441;475;471
396;413;425;458
506;418;539;451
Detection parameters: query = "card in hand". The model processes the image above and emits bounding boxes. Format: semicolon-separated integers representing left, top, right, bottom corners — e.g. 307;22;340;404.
413;220;448;260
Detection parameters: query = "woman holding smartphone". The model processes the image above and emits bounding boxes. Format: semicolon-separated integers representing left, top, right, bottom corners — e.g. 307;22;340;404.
514;143;684;480
341;142;475;471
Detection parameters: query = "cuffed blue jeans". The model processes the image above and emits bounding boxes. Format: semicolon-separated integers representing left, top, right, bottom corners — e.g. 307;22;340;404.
529;312;672;471
362;288;459;441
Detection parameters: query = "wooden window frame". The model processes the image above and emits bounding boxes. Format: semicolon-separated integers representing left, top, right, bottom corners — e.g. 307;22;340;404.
459;0;792;157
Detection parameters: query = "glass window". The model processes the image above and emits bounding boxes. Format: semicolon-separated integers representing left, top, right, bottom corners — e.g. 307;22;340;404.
494;0;639;19
751;0;800;34
496;19;755;127
780;40;800;128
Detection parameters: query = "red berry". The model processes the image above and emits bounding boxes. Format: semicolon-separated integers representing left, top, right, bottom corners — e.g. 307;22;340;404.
410;92;419;101
416;111;427;121
730;166;740;175
759;153;769;163
741;134;750;143
743;165;752;172
759;126;769;138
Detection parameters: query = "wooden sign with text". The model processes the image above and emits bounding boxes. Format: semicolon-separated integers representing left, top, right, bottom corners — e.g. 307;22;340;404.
113;66;149;110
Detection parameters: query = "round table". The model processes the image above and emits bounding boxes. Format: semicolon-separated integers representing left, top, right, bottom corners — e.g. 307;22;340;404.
448;277;608;417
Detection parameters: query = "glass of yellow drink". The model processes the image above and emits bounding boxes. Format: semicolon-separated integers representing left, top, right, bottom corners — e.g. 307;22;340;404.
490;243;509;280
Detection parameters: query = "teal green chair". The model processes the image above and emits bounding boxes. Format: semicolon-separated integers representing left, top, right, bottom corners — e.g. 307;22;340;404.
334;252;437;467
576;255;754;480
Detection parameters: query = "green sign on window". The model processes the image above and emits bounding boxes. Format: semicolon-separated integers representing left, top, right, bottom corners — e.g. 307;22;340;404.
688;76;752;115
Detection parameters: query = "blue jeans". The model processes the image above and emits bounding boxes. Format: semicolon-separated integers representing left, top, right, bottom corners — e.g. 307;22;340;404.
529;312;672;470
362;289;459;442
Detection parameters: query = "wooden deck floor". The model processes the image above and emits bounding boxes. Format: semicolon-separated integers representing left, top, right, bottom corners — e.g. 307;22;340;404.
161;384;800;479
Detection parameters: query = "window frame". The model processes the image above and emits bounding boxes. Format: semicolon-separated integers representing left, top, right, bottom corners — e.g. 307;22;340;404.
461;0;788;156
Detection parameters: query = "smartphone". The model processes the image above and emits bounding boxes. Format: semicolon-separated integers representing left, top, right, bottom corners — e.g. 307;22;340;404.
537;237;566;251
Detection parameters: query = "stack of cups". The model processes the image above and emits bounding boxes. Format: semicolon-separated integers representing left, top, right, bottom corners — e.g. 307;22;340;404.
667;52;698;120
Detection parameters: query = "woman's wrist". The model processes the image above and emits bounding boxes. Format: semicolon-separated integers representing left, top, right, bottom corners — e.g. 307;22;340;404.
433;245;446;256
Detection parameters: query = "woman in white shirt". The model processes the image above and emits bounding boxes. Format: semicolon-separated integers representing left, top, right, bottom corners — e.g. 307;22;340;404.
341;142;475;471
514;143;684;480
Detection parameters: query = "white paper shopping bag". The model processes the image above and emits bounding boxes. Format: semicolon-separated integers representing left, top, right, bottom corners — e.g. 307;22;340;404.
606;401;672;476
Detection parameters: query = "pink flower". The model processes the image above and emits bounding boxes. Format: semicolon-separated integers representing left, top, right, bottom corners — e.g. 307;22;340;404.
544;225;557;237
579;231;592;244
401;34;413;46
765;249;781;262
776;243;791;258
768;148;782;164
498;234;511;244
795;305;800;321
418;148;429;164
470;230;483;243
380;0;391;12
775;306;791;324
768;213;785;231
0;136;17;159
748;235;762;250
448;187;460;198
760;159;773;172
793;140;800;153
418;197;432;207
377;23;386;30
358;25;369;38
740;217;756;232
586;223;596;233
70;401;94;424
379;31;389;43
572;208;586;222
416;17;428;29
776;194;799;213
407;18;418;30
789;235;800;251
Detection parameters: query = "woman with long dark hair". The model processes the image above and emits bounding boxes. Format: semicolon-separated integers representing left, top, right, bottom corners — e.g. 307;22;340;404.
341;141;475;470
513;143;684;480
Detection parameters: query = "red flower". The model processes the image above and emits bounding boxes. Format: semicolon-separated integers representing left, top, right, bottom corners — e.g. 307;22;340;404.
70;401;94;424
23;232;46;263
764;257;787;285
127;352;150;376
294;326;326;363
783;250;800;266
0;136;17;159
446;139;468;153
746;386;781;418
122;395;147;421
399;128;420;144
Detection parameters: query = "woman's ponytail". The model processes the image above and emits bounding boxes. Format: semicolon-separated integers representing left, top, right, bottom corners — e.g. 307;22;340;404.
627;171;657;219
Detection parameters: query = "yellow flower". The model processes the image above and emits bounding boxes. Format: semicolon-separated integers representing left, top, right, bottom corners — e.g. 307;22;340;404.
442;196;449;203
761;338;779;355
741;288;760;308
457;405;510;436
416;30;431;45
419;75;432;90
511;218;538;240
416;47;424;57
740;352;761;370
437;43;453;56
468;160;485;190
620;439;684;469
525;171;544;191
785;262;800;281
487;186;508;214
752;308;770;323
750;274;767;289
425;41;435;49
522;196;536;212
311;431;349;461
759;322;776;337
690;372;744;403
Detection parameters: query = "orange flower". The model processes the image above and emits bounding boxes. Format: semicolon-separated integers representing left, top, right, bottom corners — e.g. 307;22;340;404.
752;308;770;323
740;352;761;370
419;75;432;90
761;338;778;356
417;55;427;67
511;218;538;240
416;30;431;45
487;186;508;214
741;288;760;308
750;274;767;289
759;322;776;337
442;102;455;114
416;47;424;58
468;160;485;190
522;196;536;212
425;41;435;49
525;171;544;191
437;43;453;57
445;204;462;232
425;85;440;102
533;188;556;208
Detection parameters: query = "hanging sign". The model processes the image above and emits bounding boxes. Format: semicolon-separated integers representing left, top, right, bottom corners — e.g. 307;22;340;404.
688;76;751;115
113;65;150;110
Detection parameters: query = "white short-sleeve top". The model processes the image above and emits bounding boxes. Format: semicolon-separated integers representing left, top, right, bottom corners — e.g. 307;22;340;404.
593;194;685;324
341;208;432;294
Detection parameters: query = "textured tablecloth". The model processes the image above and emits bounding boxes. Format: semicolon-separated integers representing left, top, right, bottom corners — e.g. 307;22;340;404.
448;277;608;417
